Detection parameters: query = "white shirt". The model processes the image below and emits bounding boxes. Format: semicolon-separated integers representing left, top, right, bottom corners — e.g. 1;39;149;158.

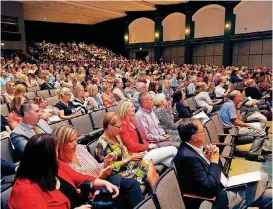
187;83;196;95
195;92;213;113
215;85;226;98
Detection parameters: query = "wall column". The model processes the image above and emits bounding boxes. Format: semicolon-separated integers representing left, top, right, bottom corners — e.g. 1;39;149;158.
154;12;163;62
124;20;129;58
223;2;236;67
184;8;194;64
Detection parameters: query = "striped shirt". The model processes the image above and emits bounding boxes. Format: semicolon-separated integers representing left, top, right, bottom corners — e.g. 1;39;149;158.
67;145;104;178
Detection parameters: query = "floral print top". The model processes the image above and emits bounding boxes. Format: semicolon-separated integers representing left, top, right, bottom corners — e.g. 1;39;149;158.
95;134;150;184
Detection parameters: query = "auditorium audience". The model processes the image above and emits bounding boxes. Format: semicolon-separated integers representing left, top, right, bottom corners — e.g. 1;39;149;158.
1;41;273;209
96;112;159;188
8;134;119;209
117;99;177;167
52;125;144;209
174;118;272;209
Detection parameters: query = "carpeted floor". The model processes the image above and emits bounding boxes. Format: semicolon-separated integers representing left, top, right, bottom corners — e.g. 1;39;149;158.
229;121;272;178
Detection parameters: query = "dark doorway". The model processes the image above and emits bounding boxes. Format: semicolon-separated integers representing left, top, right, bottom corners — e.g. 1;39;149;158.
136;51;148;61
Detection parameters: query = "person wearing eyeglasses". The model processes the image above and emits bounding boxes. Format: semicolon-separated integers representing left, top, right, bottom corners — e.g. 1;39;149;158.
55;87;81;117
96;112;159;189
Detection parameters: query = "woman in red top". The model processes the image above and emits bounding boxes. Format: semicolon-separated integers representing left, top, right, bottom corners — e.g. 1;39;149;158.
117;99;177;167
8;134;119;209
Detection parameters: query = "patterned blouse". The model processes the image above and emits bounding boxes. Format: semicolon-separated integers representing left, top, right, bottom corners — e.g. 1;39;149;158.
67;145;104;178
96;134;150;184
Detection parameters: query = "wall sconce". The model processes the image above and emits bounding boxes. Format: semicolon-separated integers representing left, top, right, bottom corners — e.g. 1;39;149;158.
225;23;230;29
155;32;159;38
140;48;142;50
124;35;128;41
185;28;190;34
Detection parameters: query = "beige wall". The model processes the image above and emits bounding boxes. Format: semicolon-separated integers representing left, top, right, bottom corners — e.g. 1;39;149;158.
234;1;272;34
193;4;225;38
129;18;155;44
162;13;186;41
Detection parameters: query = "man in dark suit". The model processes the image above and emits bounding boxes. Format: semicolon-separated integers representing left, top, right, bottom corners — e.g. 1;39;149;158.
174;118;272;209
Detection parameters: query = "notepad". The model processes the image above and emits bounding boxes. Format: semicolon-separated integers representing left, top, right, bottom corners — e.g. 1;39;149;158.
220;171;261;188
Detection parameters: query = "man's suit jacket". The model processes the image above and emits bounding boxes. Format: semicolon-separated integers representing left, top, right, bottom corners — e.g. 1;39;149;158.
10;120;52;158
173;142;229;209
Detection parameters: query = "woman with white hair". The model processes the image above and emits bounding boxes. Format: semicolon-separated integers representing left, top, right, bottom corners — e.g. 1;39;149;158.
117;99;178;167
154;94;181;142
55;87;81;117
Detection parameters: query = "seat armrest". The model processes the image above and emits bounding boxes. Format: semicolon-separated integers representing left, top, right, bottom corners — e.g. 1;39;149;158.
183;193;216;202
78;133;89;137
212;142;233;146
217;134;236;137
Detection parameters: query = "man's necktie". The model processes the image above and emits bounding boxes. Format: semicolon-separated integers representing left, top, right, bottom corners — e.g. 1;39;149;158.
32;126;43;134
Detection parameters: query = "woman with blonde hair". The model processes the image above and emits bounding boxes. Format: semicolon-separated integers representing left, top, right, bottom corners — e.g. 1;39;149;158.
117;99;177;167
96;112;159;188
101;83;117;107
3;81;15;104
14;84;26;96
72;85;92;114
87;84;103;110
52;125;144;209
55;87;81;117
7;95;28;130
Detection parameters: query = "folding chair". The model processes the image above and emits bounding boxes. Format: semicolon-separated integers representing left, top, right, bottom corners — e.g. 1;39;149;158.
0;104;10;117
133;195;157;209
45;96;60;106
1;186;12;209
27;86;40;92
106;105;117;113
49;119;70;130
49;89;58;96
37;90;50;98
211;112;238;135
87;139;99;157
186;97;198;112
1;135;16;163
25;91;36;100
153;168;186;209
172;162;216;209
90;109;106;129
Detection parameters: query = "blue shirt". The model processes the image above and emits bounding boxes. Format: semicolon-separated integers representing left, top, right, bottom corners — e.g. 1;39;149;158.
0;75;13;86
220;101;237;126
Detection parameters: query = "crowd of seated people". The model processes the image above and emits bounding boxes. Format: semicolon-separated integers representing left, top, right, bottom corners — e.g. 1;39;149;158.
1;41;272;209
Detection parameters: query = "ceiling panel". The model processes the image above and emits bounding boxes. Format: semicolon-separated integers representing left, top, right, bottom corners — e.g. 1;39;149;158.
21;1;187;25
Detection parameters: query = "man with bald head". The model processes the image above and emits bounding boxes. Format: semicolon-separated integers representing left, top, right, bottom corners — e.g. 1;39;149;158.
135;92;180;148
220;90;271;162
